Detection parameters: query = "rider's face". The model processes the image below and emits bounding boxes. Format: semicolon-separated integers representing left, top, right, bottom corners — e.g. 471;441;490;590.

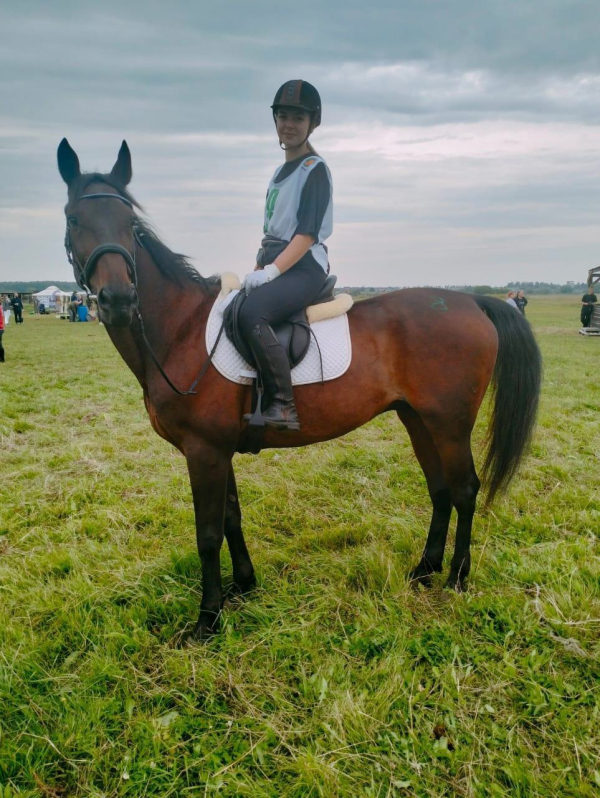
275;107;312;149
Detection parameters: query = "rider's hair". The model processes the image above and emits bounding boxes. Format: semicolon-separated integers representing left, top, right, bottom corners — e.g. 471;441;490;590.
307;139;318;156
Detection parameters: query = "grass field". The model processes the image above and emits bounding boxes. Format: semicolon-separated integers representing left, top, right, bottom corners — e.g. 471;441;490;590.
0;294;598;797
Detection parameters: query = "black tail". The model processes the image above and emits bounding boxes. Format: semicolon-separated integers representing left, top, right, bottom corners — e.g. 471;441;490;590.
474;296;542;504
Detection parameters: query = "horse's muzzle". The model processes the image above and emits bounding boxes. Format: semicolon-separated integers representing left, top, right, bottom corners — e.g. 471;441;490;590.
97;285;138;327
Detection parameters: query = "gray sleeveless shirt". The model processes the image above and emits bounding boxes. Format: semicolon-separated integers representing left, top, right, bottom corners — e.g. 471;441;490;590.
263;155;333;272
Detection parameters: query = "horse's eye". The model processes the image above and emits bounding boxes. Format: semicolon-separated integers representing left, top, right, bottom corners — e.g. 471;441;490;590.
67;216;78;228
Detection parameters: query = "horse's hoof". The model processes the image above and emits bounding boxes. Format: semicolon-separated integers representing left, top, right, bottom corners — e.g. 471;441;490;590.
410;571;433;589
184;634;209;647
444;576;467;593
183;614;221;645
183;627;216;646
229;574;257;597
409;561;437;588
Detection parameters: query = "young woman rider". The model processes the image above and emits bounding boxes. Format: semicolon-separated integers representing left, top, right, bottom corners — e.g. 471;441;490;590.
239;79;333;431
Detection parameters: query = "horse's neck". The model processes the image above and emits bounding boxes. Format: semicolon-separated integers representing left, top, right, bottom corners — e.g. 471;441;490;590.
105;250;212;390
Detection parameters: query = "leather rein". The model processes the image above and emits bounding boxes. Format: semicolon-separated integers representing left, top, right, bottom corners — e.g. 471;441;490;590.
64;192;223;396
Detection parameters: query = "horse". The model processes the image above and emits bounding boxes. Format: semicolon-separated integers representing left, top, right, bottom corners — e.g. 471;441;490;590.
57;139;542;642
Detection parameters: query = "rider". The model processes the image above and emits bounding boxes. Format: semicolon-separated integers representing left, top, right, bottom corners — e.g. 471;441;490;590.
239;80;333;431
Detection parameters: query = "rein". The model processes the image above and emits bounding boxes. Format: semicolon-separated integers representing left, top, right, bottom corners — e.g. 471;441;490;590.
64;192;223;396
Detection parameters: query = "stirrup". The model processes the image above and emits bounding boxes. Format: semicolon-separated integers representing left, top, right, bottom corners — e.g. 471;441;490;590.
243;409;300;431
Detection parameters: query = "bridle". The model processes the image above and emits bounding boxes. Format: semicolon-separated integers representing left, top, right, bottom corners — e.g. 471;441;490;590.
64;192;141;295
64;191;223;396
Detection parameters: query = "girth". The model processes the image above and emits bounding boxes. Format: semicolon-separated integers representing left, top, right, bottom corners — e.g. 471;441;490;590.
223;274;337;370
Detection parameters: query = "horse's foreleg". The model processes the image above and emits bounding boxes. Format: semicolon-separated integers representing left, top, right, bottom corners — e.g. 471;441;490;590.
224;463;256;595
186;445;230;641
398;405;452;586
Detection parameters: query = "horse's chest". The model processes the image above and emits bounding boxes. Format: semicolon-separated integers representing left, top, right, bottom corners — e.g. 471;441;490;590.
144;394;173;443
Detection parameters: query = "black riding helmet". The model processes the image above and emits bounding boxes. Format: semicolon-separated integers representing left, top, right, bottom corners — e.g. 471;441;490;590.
271;80;322;127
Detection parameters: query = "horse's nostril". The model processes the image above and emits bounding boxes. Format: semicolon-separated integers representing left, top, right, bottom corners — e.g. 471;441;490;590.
98;287;112;307
98;286;136;308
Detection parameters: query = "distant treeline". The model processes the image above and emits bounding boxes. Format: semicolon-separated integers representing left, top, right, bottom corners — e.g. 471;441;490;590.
0;281;78;294
2;280;588;297
340;282;589;297
462;281;588;295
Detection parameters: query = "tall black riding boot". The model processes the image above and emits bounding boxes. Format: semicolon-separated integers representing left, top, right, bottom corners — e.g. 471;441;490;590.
246;323;300;431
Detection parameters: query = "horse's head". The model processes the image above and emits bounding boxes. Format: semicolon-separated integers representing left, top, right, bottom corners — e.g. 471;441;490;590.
57;139;139;327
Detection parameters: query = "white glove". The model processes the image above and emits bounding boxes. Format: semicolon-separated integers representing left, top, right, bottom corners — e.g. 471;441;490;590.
242;263;281;295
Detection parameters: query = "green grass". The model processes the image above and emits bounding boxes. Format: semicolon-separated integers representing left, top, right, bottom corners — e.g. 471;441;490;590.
0;296;598;797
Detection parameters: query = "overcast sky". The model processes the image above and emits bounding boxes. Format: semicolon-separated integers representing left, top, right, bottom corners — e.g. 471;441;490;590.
2;0;599;286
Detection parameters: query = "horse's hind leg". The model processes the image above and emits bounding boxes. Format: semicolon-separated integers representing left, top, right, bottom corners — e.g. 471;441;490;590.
425;424;481;591
397;404;453;586
224;463;256;595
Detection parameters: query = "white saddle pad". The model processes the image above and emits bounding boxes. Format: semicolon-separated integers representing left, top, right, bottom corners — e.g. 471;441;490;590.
206;290;352;386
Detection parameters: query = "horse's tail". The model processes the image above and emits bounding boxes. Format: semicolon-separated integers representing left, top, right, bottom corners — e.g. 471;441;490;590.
473;296;542;504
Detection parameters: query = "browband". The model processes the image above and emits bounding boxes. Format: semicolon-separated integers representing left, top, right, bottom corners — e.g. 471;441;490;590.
78;192;133;207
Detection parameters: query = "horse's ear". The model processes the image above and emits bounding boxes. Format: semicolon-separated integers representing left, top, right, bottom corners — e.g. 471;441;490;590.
110;140;132;186
57;138;81;186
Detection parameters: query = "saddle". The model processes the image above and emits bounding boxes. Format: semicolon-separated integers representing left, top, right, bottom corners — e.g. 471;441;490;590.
223;274;338;370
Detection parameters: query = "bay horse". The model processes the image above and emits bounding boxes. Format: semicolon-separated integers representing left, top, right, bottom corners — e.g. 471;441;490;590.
57;139;542;642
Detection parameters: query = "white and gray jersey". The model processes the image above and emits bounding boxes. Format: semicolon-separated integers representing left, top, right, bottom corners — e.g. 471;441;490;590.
263;154;333;272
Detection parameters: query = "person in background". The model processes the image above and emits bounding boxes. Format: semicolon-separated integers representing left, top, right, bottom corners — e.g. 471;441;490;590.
11;293;23;324
515;290;528;315
71;290;78;302
68;297;78;322
505;291;519;310
77;301;90;322
2;295;10;326
580;285;597;328
0;302;5;362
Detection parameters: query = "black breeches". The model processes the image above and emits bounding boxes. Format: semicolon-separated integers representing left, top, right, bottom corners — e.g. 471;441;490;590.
238;256;327;338
14;308;23;323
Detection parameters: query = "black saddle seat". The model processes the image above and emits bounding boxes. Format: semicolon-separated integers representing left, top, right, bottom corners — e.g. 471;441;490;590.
223;275;337;370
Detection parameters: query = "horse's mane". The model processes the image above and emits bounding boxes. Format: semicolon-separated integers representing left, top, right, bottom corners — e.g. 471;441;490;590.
74;173;221;293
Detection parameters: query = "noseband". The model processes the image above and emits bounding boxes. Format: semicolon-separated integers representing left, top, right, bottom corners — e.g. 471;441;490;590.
63;191;224;397
64;192;143;294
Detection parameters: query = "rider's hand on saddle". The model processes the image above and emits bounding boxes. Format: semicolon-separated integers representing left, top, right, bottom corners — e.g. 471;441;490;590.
242;264;281;294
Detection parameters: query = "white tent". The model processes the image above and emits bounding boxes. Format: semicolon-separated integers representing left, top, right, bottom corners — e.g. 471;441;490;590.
32;286;72;311
33;285;63;300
